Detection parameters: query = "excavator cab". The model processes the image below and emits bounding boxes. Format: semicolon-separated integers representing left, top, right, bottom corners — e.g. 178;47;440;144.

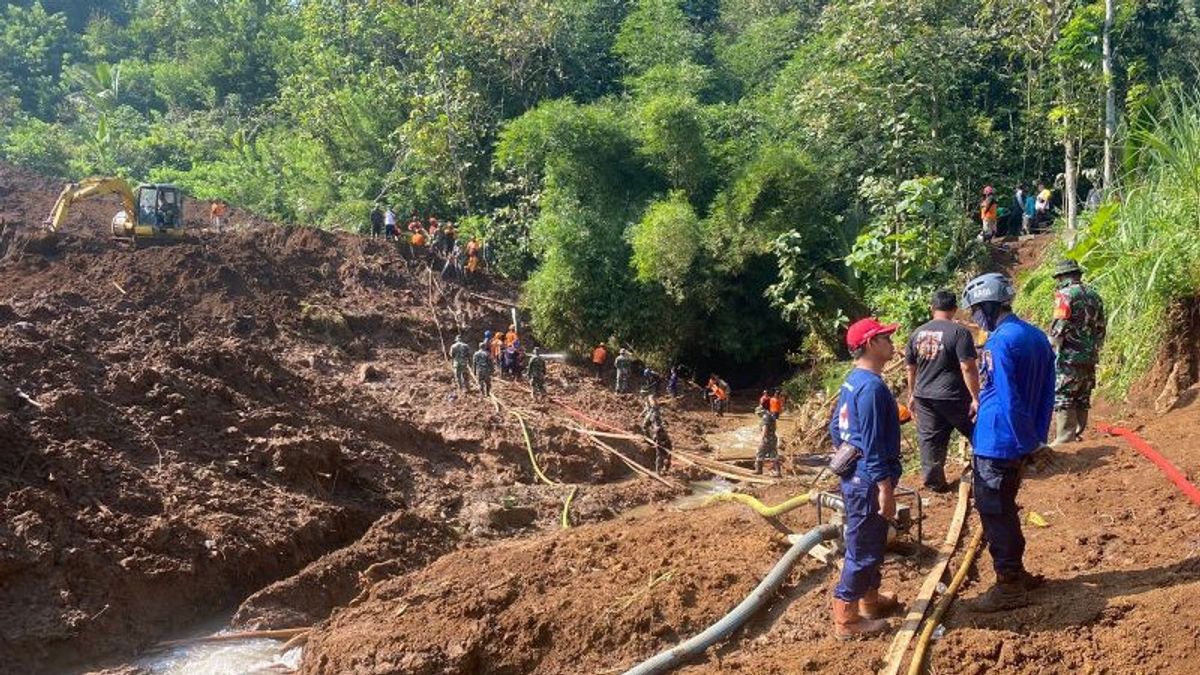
133;184;183;231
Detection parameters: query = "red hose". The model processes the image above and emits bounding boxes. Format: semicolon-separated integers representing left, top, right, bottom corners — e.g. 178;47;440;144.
1098;423;1200;507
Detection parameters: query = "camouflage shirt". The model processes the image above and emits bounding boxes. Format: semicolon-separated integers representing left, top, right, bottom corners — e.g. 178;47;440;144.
1049;280;1106;365
614;354;632;373
450;341;471;367
472;349;493;376
526;355;546;379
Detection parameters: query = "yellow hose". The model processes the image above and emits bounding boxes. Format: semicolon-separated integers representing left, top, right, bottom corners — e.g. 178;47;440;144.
906;527;985;675
561;485;578;529
511;410;556;486
706;491;813;518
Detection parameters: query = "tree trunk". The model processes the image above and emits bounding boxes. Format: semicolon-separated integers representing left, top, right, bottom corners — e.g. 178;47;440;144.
1064;135;1079;237
1102;0;1117;192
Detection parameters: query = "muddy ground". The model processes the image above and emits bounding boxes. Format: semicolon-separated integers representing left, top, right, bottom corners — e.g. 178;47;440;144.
3;161;1199;674
0;162;695;673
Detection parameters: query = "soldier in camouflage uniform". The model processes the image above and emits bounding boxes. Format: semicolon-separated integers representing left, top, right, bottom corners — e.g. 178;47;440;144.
526;347;547;400
755;408;782;477
614;348;632;394
472;341;494;398
449;335;471;392
1048;259;1106;445
640;395;672;474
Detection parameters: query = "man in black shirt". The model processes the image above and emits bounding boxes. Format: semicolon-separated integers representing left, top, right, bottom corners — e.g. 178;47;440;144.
905;290;981;492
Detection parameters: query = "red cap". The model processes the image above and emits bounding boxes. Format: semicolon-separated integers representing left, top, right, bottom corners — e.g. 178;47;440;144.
983;185;995;195
846;317;900;350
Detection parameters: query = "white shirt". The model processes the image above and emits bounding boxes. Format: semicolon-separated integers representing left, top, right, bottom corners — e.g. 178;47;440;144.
384;210;397;226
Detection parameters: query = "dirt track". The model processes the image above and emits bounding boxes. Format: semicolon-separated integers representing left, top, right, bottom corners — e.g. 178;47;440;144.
3;161;1200;674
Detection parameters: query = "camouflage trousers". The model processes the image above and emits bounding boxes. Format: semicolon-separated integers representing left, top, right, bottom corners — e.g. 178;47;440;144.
756;436;779;461
615;371;630;393
1055;362;1097;411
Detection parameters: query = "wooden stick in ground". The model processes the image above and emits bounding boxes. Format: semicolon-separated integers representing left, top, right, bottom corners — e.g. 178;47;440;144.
155;627;311;650
877;480;972;675
580;434;681;490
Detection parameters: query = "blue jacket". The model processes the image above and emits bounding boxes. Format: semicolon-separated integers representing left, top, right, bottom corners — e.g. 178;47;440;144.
1023;195;1037;217
972;314;1056;460
829;368;902;483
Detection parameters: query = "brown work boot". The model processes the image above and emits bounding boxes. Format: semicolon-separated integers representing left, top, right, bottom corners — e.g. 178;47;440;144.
832;598;889;640
974;574;1029;612
860;589;901;620
1017;569;1046;591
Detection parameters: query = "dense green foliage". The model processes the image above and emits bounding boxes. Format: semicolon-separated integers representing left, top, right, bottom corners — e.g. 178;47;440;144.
1018;91;1200;395
2;0;1198;376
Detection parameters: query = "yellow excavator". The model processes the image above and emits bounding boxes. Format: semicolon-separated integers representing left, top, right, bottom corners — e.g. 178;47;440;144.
45;177;188;245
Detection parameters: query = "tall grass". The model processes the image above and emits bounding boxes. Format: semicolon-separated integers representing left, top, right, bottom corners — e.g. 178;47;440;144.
1017;91;1200;395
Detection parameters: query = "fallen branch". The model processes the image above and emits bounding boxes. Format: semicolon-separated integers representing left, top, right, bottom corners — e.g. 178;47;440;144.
466;290;519;308
155;627;310;650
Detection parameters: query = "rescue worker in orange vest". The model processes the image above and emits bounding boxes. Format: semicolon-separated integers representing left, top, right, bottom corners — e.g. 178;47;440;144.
768;390;785;418
466;236;482;280
505;326;518;348
210;200;228;233
980;186;999;241
591;343;608;380
489;332;504;361
758;390;771;412
707;376;729;417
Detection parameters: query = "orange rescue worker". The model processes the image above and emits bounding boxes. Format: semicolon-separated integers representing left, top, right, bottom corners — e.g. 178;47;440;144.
210;200;228;233
490;332;504;360
769;391;785;417
591;343;608;380
505;326;518;347
466;236;482;278
708;377;729;416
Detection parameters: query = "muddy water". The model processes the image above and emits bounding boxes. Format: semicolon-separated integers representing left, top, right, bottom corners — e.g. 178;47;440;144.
132;639;301;674
625;479;734;518
86;613;303;675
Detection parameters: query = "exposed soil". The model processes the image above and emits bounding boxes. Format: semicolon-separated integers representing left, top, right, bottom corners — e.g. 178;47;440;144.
0;162;695;673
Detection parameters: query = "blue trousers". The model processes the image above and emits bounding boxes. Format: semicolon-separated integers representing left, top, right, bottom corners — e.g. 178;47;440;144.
973;456;1026;576
835;475;890;601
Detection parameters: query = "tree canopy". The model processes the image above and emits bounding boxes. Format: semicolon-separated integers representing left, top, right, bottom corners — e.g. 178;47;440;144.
2;0;1198;380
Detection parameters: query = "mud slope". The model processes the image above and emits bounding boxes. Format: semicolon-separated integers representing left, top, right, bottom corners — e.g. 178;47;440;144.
0;164;691;672
300;397;1200;675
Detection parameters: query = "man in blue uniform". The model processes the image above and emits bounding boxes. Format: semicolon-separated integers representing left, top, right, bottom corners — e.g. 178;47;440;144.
961;273;1056;611
828;317;904;639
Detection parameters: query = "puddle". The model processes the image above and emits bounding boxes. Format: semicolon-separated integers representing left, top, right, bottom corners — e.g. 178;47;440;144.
626;479;734;518
704;425;762;460
81;614;303;675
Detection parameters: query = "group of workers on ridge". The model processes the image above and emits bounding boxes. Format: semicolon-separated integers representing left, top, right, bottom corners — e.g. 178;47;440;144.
369;208;488;282
830;261;1105;638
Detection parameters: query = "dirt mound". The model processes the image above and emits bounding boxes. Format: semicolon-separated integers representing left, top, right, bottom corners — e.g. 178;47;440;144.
299;504;813;675
0;169;689;672
232;510;459;631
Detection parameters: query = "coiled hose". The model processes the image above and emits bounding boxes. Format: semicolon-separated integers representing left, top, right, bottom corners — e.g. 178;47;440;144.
621;523;841;675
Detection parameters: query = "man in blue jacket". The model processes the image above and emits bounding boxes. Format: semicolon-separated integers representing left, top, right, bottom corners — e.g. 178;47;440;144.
962;273;1056;611
828;317;904;638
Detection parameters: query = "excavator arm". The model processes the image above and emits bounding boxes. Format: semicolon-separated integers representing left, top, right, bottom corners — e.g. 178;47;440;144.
46;177;137;232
